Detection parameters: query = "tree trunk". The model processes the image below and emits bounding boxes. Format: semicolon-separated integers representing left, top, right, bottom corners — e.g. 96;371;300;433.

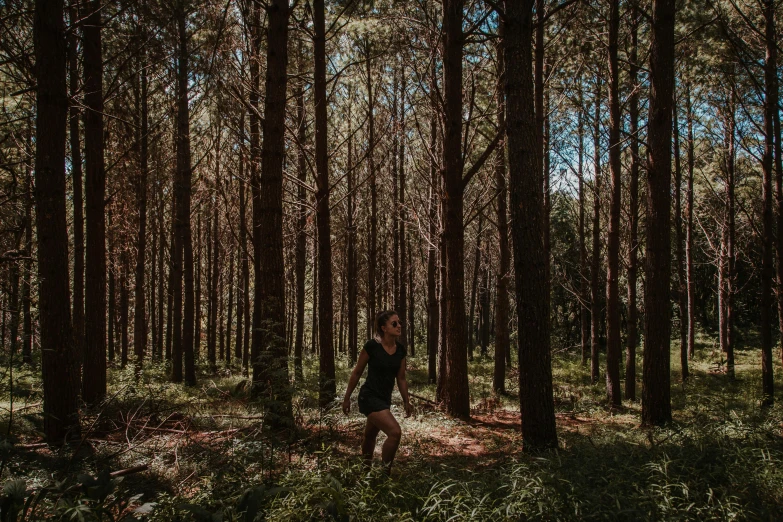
468;214;484;360
437;216;448;401
209;189;219;371
494;26;508;394
504;0;558;448
399;72;408;352
625;9;640;400
673;89;687;381
725;87;736;379
761;0;776;404
173;1;195;386
34;0;80;441
295;49;307;378
120;253;129;368
311;239;318;354
238;112;250;374
775;44;783;371
247;0;263;384
604;0;622;406
82;0;106;404
8;233;21;357
578;74;589;367
366;42;378;337
642;0;676;426
427;82;439;384
479;263;490;357
347;95;358;365
686;83;696;361
314;0;335;407
68;3;84;364
151;189;159;360
392;69;400;313
591;77;602;386
408;236;415;354
226;240;234;365
195;210;203;361
22;159;33;365
165;209;174;362
134;38;149;373
218;240;225;366
440;0;470;418
108;211;115;363
254;0;293;426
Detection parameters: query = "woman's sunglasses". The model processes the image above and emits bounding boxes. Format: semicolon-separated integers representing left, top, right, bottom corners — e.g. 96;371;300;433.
390;320;403;328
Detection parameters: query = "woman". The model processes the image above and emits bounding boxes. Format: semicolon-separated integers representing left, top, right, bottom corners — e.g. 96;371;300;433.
342;310;412;473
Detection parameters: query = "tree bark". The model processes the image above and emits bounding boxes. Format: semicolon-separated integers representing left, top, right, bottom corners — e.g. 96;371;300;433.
120;253;129;368
209;187;220;371
775;43;783;371
479;262;490;357
725;87;736;379
82;0;106;404
625;9;640;400
505;0;558;448
294;49;307;378
408;236;415;354
195;209;203;361
494;26;508;394
22;158;33;365
440;0;470;418
173;1;196;386
427;79;439;384
247;0;262;383
33;0;80;441
108;211;115;363
314;0;335;407
605;0;622;405
468;214;484;360
347;96;358;365
673;89;687;380
226;237;234;365
365;41;378;338
134;35;149;373
251;0;293;426
590;76;602;386
399;71;408;352
67;2;84;363
761;0;776;405
685;83;696;361
642;0;676;426
578;74;589;367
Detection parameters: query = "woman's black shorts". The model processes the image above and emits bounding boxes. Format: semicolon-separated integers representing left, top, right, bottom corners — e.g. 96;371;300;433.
357;387;391;416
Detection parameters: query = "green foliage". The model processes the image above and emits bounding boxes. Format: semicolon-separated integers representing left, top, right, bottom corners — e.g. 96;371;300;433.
3;341;782;520
0;471;153;522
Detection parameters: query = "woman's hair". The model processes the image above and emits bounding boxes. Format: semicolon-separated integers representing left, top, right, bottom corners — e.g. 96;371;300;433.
375;310;398;339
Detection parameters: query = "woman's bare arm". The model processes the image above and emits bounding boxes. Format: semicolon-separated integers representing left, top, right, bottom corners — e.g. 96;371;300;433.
396;358;412;417
342;349;370;414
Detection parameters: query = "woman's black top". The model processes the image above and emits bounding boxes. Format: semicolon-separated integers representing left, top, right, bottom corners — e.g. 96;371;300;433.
357;339;406;416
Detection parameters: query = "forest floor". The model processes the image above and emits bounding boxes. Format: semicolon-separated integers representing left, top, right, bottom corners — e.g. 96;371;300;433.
3;330;783;520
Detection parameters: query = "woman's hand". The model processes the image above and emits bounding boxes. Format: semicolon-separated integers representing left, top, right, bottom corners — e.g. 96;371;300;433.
404;401;413;418
342;396;351;415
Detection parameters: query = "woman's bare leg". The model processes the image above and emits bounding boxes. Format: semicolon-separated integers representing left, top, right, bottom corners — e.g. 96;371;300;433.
361;419;380;468
367;409;401;473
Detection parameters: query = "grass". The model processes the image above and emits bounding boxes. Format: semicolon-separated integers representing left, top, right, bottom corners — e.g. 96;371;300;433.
1;330;782;520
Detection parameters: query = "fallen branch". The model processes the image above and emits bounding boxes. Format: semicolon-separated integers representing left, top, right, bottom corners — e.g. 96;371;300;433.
140;426;188;434
109;464;148;478
3;402;42;414
18;442;48;450
207;414;265;420
409;393;437;405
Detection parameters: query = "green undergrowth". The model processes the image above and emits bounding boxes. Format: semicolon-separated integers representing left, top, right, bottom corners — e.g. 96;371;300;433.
1;330;782;520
